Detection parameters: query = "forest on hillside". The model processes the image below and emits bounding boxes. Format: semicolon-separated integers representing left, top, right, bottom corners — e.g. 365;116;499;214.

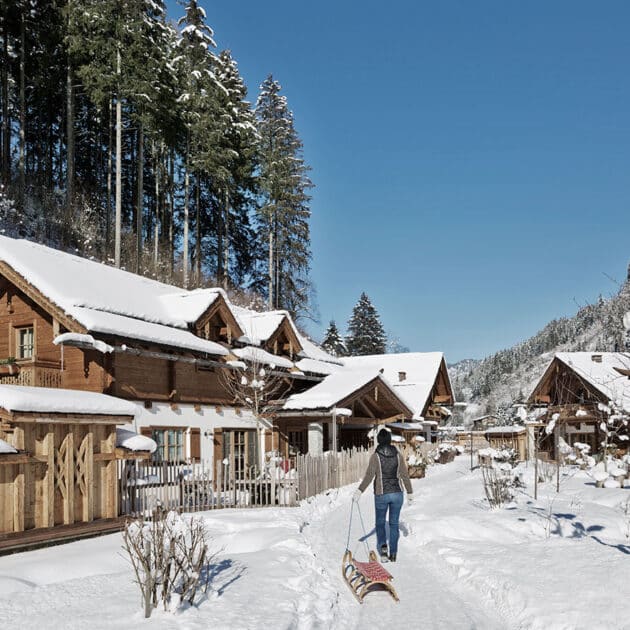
450;276;630;419
0;1;313;320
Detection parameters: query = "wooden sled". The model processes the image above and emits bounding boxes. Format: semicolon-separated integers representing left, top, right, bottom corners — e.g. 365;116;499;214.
342;549;399;603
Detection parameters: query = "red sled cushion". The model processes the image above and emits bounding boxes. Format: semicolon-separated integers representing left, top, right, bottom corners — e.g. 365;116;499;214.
353;561;393;582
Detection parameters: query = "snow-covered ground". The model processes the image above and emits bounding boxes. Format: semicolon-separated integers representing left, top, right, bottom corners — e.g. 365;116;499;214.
1;457;629;629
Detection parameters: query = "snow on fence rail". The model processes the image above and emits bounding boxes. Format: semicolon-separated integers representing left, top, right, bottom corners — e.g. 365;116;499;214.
118;448;371;517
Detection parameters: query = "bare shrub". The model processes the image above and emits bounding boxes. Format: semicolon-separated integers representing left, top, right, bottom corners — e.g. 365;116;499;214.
481;465;515;508
123;510;216;618
537;459;555;483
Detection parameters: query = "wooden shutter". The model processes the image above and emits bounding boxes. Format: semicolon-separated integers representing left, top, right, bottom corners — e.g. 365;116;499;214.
190;427;201;460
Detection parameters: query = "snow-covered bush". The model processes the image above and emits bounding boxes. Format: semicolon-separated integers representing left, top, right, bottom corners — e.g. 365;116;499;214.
478;446;517;468
564;441;596;469
123;511;215;618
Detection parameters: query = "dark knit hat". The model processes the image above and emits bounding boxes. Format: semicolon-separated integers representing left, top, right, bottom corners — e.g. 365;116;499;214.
377;429;391;446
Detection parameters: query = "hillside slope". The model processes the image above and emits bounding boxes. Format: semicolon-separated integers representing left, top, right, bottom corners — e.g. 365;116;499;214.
449;280;630;419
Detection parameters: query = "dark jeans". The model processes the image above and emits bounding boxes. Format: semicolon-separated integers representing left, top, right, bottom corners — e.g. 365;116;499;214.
374;491;404;555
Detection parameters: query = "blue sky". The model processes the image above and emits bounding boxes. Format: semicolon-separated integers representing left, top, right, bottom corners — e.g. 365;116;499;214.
168;1;630;362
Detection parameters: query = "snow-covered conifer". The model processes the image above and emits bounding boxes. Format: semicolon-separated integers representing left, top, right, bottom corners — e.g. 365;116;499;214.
321;320;346;357
254;75;313;319
345;293;387;356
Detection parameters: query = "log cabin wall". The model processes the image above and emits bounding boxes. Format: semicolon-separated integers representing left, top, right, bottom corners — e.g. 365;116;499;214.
0;277;107;392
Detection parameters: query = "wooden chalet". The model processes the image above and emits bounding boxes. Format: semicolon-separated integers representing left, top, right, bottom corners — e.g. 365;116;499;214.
343;352;455;422
528;352;630;457
279;370;415;454
0;235;457;539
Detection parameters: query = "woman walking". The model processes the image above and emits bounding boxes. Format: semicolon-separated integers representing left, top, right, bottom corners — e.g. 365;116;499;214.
353;429;413;562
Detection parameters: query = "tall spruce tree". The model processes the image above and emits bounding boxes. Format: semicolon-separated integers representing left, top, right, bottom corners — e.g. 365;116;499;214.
321;320;346;357
174;0;217;287
254;75;312;319
345;293;387;356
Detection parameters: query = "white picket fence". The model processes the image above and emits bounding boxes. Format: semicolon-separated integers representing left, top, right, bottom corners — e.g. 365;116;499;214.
118;447;371;518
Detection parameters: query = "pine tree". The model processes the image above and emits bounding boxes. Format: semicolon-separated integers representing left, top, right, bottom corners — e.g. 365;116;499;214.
345;293;387;356
174;0;217;287
254;75;313;319
321;320;346;357
197;48;257;289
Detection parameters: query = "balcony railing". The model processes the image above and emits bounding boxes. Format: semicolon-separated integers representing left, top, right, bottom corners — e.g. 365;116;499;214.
0;358;63;388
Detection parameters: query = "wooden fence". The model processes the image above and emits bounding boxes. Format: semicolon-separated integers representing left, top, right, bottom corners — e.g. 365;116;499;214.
118;447;370;518
296;447;371;499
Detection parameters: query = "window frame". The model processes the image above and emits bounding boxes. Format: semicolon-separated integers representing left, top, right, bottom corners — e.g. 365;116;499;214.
15;325;35;360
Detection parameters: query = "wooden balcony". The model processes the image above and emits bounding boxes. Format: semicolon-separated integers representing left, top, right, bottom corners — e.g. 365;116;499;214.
0;359;63;388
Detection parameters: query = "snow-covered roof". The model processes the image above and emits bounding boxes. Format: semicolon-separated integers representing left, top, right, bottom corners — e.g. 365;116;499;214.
69;307;228;356
294;357;342;376
231;306;294;346
53;332;113;354
116;426;157;452
387;421;426;431
0;438;17;454
159;288;224;324
0;236;229;356
0;385;137;417
554;352;630;413
343;352;449;419
232;346;294;370
296;335;343;365
283;369;411;413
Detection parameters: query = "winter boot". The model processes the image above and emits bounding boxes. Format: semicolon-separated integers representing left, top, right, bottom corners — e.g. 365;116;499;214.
379;544;389;563
389;553;397;562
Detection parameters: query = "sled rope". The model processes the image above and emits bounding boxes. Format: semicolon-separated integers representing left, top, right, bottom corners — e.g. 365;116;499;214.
345;500;370;558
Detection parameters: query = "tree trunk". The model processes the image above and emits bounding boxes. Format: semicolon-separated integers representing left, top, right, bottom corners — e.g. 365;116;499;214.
135;117;143;274
1;16;9;186
223;188;229;289
195;173;200;285
183;133;189;288
153;141;160;269
168;148;174;279
114;47;122;268
66;58;74;221
268;217;274;310
18;11;25;209
106;98;113;258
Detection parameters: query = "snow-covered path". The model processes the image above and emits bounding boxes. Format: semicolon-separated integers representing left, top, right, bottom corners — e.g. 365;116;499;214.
1;456;630;629
306;482;511;630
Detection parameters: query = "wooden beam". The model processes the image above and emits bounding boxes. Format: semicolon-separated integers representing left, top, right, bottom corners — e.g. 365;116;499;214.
13;464;24;532
355;398;375;419
10;412;134;425
0;453;30;465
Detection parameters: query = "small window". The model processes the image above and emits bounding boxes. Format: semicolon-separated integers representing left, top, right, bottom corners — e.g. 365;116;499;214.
16;326;34;359
151;428;185;462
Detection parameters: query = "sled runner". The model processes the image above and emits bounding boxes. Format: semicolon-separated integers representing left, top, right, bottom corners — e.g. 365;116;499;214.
342;501;399;603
